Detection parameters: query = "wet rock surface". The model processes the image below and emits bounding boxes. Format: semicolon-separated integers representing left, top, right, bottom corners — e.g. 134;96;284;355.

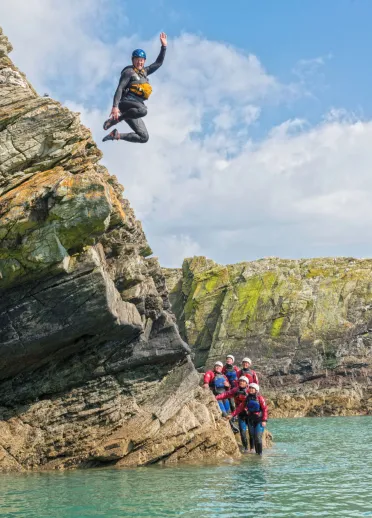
163;256;372;417
0;28;239;472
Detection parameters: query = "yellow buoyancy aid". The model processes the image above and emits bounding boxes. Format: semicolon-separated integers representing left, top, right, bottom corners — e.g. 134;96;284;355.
129;82;153;99
129;67;153;99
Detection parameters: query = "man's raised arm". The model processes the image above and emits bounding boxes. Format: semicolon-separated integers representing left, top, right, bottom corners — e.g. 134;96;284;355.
146;32;167;76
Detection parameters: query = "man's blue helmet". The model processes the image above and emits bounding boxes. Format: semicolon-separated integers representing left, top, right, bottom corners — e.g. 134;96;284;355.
132;49;146;59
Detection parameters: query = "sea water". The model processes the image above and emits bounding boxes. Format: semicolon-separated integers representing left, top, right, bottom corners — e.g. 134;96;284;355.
0;416;371;517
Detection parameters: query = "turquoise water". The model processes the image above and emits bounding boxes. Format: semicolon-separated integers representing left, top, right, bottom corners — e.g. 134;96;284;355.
1;416;371;517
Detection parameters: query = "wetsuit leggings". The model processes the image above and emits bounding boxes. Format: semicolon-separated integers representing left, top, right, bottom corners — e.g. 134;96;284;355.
117;100;149;143
217;399;230;416
238;415;249;450
247;419;265;455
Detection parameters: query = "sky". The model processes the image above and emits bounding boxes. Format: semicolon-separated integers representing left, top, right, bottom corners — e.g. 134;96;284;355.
1;0;372;267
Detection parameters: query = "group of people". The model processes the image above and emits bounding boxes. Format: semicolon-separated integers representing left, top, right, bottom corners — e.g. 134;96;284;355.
203;355;268;456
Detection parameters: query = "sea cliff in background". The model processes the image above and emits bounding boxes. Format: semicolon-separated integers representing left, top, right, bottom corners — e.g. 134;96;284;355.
163;256;372;417
0;27;239;472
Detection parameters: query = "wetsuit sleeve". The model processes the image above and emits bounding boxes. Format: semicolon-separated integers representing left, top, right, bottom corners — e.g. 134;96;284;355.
216;387;237;400
259;395;268;421
231;401;246;418
112;68;133;107
203;371;214;384
145;46;166;76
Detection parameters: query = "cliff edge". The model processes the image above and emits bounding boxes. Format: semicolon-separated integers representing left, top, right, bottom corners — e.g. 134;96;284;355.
0;28;239;472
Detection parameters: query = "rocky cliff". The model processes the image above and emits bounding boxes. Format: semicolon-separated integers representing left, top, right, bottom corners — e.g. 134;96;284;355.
163;256;372;417
0;28;239;472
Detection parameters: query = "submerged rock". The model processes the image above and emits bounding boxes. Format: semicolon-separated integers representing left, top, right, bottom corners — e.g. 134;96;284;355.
163;256;372;417
0;28;239;472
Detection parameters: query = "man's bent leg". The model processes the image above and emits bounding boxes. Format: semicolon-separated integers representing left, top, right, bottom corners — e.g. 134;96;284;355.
103;100;147;131
119;118;149;143
119;100;147;120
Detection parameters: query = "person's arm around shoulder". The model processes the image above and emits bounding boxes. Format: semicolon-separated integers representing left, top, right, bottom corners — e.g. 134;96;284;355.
146;32;167;75
259;395;268;425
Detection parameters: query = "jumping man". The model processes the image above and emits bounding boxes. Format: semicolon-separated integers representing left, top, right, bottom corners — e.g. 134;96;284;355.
102;32;167;144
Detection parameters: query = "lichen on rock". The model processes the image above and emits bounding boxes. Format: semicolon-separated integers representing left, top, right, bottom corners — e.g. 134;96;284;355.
0;28;239;472
163;256;372;417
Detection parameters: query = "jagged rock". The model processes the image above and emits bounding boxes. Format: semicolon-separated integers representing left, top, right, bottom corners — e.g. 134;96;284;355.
163;256;372;417
0;29;239;472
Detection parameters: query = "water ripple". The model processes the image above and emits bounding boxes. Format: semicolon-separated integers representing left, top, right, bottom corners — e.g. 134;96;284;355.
0;416;371;517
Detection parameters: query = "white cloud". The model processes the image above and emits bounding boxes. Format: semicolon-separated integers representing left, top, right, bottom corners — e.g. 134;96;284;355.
0;0;127;96
155;235;202;267
2;4;372;266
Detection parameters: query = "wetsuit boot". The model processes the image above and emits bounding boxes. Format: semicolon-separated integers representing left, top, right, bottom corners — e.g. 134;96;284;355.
102;129;120;142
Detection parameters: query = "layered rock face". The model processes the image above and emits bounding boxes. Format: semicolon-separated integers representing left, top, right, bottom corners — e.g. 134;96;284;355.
0;28;239;472
163;256;372;417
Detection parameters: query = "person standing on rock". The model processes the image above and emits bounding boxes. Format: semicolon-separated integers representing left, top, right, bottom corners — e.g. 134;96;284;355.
230;383;268;455
238;357;259;385
222;354;240;411
203;361;231;416
102;32;167;144
216;376;251;450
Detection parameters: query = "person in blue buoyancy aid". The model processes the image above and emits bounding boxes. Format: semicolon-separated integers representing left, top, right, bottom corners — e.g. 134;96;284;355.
230;383;268;454
222;354;240;411
203;361;231;416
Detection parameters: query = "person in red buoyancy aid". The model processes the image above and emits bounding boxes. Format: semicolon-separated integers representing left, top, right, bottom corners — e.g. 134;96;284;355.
203;361;230;416
238;357;259;385
230;383;268;455
216;376;250;447
222;354;240;411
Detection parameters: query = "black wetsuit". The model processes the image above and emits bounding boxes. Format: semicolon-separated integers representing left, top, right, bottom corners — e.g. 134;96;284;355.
108;46;166;143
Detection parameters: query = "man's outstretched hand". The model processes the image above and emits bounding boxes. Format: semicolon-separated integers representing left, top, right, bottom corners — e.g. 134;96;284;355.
110;107;120;120
160;32;167;47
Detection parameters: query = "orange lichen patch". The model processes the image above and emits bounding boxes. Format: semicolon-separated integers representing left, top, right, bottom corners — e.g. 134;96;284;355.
0;167;65;205
0;167;69;236
107;183;126;226
56;173;107;201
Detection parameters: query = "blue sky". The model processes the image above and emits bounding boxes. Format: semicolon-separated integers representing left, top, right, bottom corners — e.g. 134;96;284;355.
2;0;372;266
124;0;372;118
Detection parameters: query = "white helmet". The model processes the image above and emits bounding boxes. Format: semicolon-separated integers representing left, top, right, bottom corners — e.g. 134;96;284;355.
249;383;259;392
242;357;252;364
226;354;235;362
239;376;249;384
214;361;223;367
